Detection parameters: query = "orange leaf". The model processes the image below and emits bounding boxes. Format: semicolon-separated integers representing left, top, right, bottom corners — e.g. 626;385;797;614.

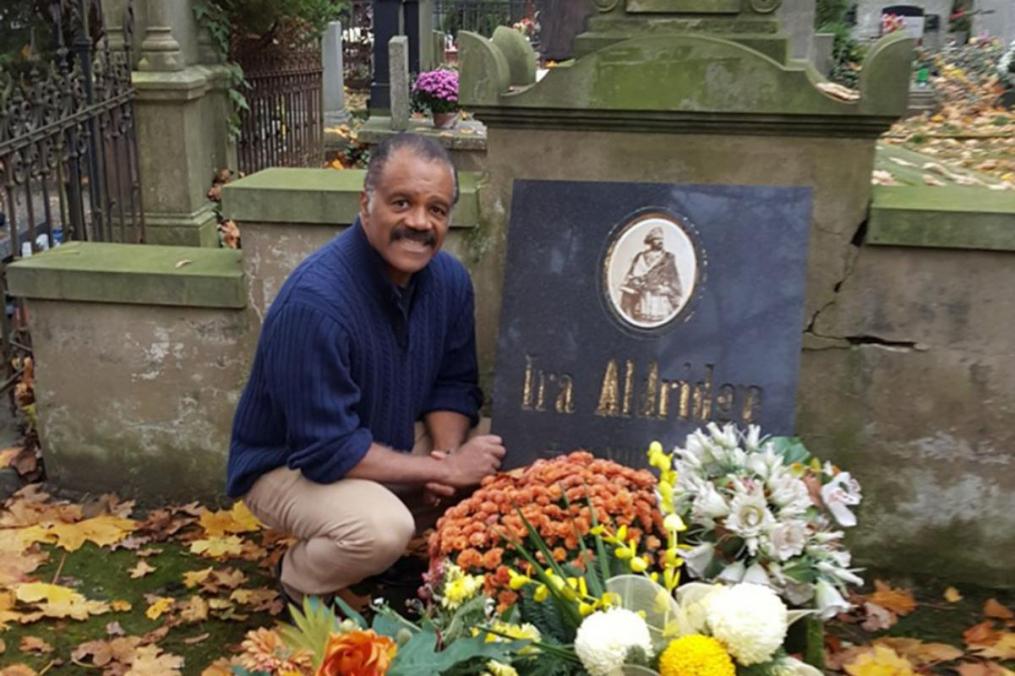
870;579;918;616
18;636;53;654
965;621;1002;648
956;662;1015;676
985;599;1013;620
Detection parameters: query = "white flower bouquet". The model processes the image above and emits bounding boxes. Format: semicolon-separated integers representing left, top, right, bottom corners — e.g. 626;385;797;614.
664;423;863;619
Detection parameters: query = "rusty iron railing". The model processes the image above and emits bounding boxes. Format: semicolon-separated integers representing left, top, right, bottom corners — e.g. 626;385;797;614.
236;39;324;175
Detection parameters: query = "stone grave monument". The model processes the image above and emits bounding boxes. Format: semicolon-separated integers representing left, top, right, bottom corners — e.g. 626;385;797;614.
455;0;915;468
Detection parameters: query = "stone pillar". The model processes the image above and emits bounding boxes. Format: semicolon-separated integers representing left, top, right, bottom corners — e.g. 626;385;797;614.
389;37;411;131
322;21;350;126
133;0;234;246
370;0;403;112
777;0;816;61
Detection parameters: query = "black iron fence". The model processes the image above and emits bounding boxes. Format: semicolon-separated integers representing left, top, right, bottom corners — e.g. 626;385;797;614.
0;0;143;396
433;0;531;37
236;41;323;175
0;0;144;254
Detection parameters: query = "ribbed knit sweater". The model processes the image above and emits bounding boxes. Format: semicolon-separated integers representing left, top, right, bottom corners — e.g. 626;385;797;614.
226;220;482;498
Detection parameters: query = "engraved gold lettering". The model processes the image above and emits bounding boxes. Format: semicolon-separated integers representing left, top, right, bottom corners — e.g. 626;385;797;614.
521;355;535;410
693;365;714;421
555;374;576;414
715;384;735;422
622;359;635;417
535;369;547;412
639;362;659;418
596;359;621;417
742;386;762;424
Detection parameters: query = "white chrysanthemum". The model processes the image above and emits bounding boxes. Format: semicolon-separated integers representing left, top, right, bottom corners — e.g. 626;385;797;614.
765;520;808;561
574;608;653;676
724;486;775;555
706;583;788;666
767;474;812;516
691;482;731;525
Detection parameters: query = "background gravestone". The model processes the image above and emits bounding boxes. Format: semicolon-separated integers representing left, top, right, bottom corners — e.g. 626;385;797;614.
492;180;811;468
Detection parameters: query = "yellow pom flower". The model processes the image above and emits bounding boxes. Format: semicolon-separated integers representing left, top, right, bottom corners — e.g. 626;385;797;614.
441;562;485;609
659;635;736;676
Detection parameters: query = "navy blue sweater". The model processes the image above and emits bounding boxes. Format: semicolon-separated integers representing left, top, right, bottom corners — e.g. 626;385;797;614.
226;221;482;498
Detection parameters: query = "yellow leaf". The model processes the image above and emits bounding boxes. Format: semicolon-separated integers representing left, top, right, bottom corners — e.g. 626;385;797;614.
985;598;1014;620
874;638;963;666
870;580;918;616
111;600;132;612
125;644;184;675
0;637;4;654
844;645;916;676
183;567;214;588
0;664;38;676
145;596;174;621
190;536;243;558
20;515;137;552
14;582;109;620
179;595;209;623
978;633;1015;661
198;503;260;537
944;587;963;603
129;560;157;579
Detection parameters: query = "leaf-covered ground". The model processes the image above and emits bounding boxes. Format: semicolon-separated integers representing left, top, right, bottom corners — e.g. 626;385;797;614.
0;484;1012;675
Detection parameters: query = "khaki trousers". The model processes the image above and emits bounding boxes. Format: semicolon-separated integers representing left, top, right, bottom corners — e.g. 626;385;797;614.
243;420;488;597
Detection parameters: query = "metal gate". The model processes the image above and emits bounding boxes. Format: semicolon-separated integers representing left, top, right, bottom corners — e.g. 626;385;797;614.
235;22;324;175
0;0;143;393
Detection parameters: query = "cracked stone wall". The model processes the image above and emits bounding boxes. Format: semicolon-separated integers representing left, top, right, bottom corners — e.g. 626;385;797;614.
798;245;1015;587
27;299;257;504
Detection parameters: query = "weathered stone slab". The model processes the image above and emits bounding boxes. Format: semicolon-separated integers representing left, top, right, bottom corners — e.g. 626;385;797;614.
389;36;410;131
492;180;811;468
322;20;350;125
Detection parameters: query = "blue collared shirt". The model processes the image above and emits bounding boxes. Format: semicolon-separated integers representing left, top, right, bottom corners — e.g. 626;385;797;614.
226;220;482;497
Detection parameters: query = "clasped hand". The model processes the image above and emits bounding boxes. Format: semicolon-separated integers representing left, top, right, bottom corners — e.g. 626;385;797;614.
423;435;506;507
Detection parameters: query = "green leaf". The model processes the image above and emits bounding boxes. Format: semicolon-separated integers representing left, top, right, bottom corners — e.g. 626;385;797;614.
768;436;812;465
332;594;367;628
277;596;345;668
387;627;525;675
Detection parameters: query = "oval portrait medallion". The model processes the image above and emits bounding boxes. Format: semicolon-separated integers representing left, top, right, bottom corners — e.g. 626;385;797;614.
603;211;699;330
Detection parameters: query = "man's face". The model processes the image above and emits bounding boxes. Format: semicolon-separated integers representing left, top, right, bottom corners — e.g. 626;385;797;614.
359;148;455;285
648;237;664;250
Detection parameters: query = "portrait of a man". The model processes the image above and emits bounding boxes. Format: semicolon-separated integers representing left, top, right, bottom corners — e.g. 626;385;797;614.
605;214;698;329
618;226;683;323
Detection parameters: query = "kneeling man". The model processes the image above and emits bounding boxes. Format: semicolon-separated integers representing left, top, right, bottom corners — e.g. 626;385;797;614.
226;134;505;602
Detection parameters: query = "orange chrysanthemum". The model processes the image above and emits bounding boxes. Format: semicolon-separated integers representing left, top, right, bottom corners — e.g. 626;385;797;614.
317;630;397;676
428;451;666;604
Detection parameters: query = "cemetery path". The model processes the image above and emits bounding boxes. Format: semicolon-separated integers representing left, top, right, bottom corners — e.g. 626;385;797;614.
0;486;1011;674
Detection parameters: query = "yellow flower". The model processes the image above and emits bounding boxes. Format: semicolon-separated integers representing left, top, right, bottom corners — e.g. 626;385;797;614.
659;634;735;676
484;660;519;676
441;562;485;609
844;646;915;676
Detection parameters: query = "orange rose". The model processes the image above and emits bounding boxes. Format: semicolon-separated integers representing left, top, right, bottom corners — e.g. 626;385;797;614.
317;630;396;676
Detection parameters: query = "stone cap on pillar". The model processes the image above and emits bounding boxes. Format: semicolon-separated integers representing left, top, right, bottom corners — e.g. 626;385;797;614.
459;22;915;138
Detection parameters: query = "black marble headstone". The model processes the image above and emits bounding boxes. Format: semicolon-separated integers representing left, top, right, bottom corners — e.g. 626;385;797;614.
492;180;812;469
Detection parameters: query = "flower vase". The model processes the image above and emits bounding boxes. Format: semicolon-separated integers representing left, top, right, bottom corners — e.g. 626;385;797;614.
432;111;458;129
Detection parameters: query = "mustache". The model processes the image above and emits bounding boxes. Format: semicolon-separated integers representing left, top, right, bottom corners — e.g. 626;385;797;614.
390;226;436;247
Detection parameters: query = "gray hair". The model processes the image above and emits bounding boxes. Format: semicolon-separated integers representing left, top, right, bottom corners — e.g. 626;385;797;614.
363;133;459;205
